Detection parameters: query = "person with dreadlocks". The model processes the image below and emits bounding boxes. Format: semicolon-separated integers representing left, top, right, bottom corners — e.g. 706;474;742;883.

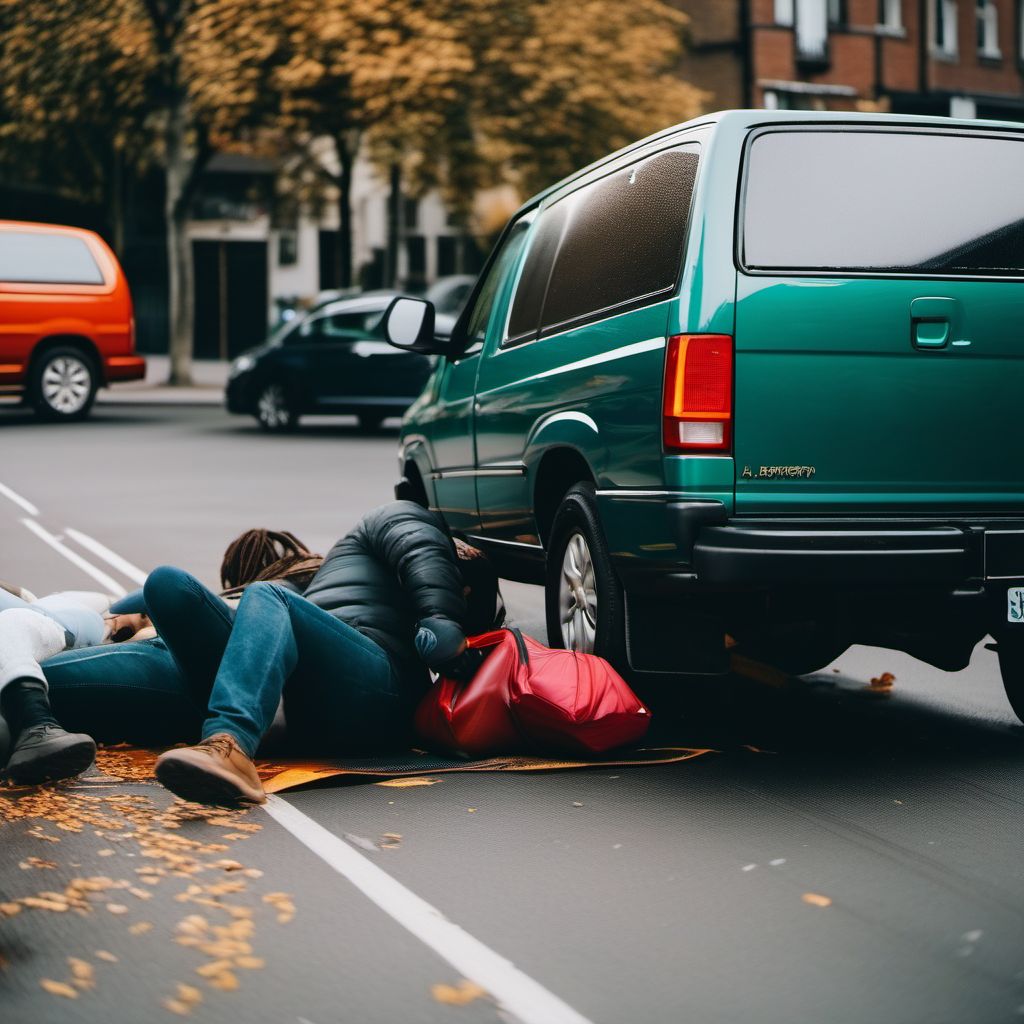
13;529;324;778
147;501;502;807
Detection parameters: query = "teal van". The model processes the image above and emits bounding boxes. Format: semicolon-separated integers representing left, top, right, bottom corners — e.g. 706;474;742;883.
383;110;1024;720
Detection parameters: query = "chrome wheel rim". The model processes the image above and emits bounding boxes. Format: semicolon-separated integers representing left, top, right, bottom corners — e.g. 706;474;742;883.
41;355;91;414
257;384;290;428
559;531;598;653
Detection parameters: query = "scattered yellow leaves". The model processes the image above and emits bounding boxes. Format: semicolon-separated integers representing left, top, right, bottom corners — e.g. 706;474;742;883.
129;921;153;935
68;957;95;990
869;672;896;690
802;892;832;908
375;777;440;788
262;892;295;924
20;856;57;869
40;978;79;999
380;833;402;850
432;979;487;1006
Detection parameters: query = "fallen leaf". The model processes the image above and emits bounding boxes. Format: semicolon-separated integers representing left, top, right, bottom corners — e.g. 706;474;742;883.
572;802;584;808
467;808;477;814
0;903;22;916
129;921;153;935
95;951;118;963
40;979;79;999
162;997;192;1015
20;856;57;869
68;958;94;983
234;956;265;969
208;971;239;991
106;903;128;915
431;979;487;1006
869;672;896;689
802;892;832;908
176;983;203;1005
374;777;440;788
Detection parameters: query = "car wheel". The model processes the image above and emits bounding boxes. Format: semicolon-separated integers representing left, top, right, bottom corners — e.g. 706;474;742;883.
544;482;627;670
30;347;97;420
255;383;297;432
995;636;1024;724
357;412;384;432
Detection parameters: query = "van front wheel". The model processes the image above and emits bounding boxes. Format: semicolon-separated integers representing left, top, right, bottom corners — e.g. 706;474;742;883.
544;483;627;671
996;636;1024;725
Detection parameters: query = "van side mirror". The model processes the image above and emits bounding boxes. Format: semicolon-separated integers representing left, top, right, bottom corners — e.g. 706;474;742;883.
383;297;447;355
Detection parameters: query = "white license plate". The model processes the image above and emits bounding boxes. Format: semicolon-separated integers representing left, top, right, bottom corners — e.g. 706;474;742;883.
1009;587;1024;622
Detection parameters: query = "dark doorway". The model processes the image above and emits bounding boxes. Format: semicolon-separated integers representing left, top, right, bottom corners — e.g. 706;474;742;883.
192;240;269;360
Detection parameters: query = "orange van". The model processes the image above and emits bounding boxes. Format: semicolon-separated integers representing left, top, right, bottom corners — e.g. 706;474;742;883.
0;220;146;419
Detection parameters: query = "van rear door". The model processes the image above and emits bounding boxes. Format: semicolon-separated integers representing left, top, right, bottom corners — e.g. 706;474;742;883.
734;126;1024;514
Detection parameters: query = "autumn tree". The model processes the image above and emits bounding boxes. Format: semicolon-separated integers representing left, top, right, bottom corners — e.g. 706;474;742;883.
0;0;283;385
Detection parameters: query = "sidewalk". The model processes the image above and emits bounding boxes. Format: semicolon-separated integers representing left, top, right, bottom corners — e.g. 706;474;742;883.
97;355;228;406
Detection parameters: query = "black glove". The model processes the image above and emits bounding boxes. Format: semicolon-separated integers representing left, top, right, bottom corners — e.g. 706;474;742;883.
415;617;485;683
436;646;486;684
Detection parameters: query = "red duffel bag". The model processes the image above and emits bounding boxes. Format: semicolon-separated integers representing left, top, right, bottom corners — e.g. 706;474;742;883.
414;627;651;758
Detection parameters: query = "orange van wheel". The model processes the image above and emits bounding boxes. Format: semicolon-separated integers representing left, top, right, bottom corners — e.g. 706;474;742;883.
29;346;98;421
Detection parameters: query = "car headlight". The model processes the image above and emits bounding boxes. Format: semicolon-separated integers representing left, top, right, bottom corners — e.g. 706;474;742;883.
229;355;255;378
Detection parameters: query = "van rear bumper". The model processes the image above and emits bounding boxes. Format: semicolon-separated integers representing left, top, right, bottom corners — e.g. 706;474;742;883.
104;355;147;382
668;505;1024;586
693;523;974;584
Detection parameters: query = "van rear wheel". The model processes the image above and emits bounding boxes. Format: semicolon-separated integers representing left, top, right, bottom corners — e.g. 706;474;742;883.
544;483;627;672
995;636;1024;724
30;346;97;420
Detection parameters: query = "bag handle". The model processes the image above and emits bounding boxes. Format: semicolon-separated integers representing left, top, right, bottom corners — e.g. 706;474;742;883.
467;627;530;666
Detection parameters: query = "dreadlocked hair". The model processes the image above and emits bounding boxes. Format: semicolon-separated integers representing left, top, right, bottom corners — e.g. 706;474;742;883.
220;529;323;592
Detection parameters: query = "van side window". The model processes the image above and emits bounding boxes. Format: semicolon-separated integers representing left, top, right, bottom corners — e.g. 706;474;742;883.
465;216;532;345
506;203;569;343
538;148;699;336
743;130;1024;276
0;232;104;285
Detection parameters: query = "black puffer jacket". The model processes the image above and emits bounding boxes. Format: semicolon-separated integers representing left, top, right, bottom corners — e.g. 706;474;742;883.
301;501;467;681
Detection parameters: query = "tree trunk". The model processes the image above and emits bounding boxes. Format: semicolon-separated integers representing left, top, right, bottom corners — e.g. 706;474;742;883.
165;95;194;386
385;162;402;289
107;147;125;258
334;135;354;289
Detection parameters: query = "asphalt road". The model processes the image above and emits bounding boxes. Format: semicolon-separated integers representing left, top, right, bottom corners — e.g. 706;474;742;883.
2;403;1024;1024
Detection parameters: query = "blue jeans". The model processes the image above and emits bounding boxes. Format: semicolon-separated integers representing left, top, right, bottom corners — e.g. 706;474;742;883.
145;567;410;758
44;638;203;746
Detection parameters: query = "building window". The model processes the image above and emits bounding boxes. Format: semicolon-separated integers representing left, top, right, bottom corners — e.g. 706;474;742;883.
934;0;959;55
277;231;298;267
402;197;419;232
828;0;847;25
879;0;903;30
775;0;795;26
796;0;829;61
976;0;1001;56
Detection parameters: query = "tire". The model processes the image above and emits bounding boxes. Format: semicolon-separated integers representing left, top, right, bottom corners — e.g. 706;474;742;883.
544;482;627;671
996;636;1024;724
255;382;298;432
29;346;97;421
357;412;385;432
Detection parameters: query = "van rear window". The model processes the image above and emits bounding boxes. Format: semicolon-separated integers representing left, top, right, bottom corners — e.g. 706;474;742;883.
743;130;1024;277
0;232;104;285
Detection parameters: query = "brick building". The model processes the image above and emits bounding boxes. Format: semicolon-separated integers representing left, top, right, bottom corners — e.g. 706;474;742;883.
676;0;1024;120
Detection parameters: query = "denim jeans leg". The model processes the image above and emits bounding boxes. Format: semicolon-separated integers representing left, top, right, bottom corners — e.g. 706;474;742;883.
43;639;202;746
202;582;401;757
143;566;235;706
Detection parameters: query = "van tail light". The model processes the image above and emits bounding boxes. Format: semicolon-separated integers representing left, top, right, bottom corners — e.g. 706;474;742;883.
662;334;733;452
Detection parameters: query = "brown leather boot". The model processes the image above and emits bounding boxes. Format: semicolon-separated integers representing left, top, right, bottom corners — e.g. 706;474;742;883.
155;733;266;807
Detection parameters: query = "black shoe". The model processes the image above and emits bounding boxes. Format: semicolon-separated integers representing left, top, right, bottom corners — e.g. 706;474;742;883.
5;724;96;785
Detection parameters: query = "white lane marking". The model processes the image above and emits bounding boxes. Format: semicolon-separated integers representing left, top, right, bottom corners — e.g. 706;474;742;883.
65;528;148;586
263;795;595;1024
20;518;127;597
0;481;39;516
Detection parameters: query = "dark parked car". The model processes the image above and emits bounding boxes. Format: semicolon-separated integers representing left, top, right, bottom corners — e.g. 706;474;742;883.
226;295;433;431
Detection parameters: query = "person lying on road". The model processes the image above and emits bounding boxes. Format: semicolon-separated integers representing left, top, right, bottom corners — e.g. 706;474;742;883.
146;501;501;807
0;583;149;784
5;529;321;783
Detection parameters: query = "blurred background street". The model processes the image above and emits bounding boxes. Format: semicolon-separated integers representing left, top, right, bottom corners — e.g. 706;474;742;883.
1;404;1023;1024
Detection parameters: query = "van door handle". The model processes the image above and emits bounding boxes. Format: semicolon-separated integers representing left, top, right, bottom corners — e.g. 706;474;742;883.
910;296;958;350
